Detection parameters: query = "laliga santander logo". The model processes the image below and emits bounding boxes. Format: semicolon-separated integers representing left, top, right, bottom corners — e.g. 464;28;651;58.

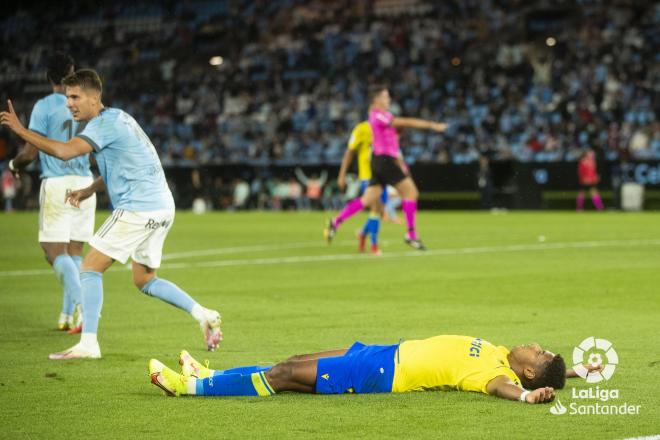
572;337;618;383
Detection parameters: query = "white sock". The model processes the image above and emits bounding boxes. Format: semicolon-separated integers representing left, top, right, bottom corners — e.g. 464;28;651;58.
186;377;197;395
190;304;206;324
59;313;72;325
80;332;98;347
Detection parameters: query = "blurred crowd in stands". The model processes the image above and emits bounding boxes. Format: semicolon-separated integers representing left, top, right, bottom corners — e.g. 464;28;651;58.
0;0;658;210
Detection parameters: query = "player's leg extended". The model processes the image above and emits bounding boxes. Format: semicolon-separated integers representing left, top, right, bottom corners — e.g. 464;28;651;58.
590;187;604;210
576;190;585;211
180;348;348;379
395;177;425;249
48;247;113;360
41;242;79;330
65;240;85;333
326;185;381;243
151;357;319;396
133;263;222;351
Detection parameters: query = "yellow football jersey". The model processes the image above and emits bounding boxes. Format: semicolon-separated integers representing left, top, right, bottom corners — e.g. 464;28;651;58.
347;121;373;180
392;335;522;394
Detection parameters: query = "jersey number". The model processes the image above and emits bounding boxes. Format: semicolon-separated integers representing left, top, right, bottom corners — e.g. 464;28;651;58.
62;120;88;140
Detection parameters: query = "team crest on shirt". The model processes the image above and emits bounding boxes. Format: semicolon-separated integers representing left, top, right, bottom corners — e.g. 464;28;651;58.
321;374;330;380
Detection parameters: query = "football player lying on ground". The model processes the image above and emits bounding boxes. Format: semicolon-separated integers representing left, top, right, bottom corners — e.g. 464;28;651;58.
149;334;599;403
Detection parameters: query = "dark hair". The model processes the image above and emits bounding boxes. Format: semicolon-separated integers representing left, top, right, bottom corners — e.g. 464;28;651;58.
368;84;388;103
62;69;103;93
528;354;566;390
46;52;75;85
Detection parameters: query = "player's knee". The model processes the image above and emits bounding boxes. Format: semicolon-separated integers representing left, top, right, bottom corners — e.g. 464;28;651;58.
265;361;294;387
133;272;154;290
41;246;65;265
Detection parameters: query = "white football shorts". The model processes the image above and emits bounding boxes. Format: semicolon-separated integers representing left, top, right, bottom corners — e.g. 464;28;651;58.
89;208;175;269
38;175;96;243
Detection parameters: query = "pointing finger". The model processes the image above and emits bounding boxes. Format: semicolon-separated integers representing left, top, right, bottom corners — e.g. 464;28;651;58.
7;99;15;114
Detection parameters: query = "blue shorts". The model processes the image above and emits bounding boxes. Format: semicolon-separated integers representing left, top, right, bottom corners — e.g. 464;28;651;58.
315;341;397;394
359;180;388;204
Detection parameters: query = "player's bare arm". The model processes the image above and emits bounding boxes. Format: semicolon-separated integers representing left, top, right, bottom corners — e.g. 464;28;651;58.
8;143;39;177
66;176;105;208
486;375;555;404
337;148;356;191
391;117;447;133
566;363;603;378
1;100;92;161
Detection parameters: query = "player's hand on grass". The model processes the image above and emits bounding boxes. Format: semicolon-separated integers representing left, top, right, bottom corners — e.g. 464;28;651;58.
526;387;555;404
66;187;94;208
566;363;604;378
0;100;26;135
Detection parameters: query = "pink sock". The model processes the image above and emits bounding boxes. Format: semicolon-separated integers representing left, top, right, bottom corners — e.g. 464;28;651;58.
592;195;604;211
401;199;417;240
334;198;364;226
576;194;585;211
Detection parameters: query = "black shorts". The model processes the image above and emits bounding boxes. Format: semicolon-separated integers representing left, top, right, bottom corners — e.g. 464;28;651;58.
369;155;408;188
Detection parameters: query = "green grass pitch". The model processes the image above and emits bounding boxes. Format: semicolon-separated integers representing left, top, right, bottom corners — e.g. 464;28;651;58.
1;211;659;439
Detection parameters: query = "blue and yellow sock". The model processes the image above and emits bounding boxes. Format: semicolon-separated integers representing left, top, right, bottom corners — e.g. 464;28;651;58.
195;371;275;396
80;271;103;334
369;216;381;246
141;278;197;313
214;365;271;376
53;255;82;316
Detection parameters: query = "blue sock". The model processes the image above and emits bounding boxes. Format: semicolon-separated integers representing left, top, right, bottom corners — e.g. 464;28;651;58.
214;365;271;376
53;255;81;315
196;371;275;396
140;278;197;313
71;255;82;271
369;217;381;246
80;271;103;334
361;218;373;236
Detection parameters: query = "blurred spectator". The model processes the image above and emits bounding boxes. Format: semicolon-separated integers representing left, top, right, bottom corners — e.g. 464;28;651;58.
2;169;17;212
231;178;250;210
0;0;655;170
295;168;327;210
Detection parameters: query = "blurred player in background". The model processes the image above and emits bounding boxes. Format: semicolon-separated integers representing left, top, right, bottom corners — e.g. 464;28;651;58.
326;85;447;250
146;334;600;405
7;52;93;333
577;149;604;211
1;69;222;359
336;120;387;254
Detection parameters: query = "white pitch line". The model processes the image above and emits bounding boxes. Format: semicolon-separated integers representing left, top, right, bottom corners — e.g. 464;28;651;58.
156;239;660;270
2;239;657;278
162;239;379;260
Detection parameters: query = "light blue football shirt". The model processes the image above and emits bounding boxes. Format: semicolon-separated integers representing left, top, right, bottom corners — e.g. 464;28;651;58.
28;93;91;178
76;108;174;211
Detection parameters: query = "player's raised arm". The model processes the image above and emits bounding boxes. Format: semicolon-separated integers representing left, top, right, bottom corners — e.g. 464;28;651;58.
1;100;92;161
391;116;448;133
486;375;555;404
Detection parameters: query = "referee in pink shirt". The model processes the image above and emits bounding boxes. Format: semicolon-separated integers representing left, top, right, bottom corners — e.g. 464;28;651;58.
325;85;447;250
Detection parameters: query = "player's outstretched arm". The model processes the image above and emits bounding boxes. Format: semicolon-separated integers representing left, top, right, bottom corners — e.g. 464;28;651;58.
8;143;39;177
1;100;92;161
486;375;555;404
66;176;105;208
391;116;448;133
566;363;603;378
